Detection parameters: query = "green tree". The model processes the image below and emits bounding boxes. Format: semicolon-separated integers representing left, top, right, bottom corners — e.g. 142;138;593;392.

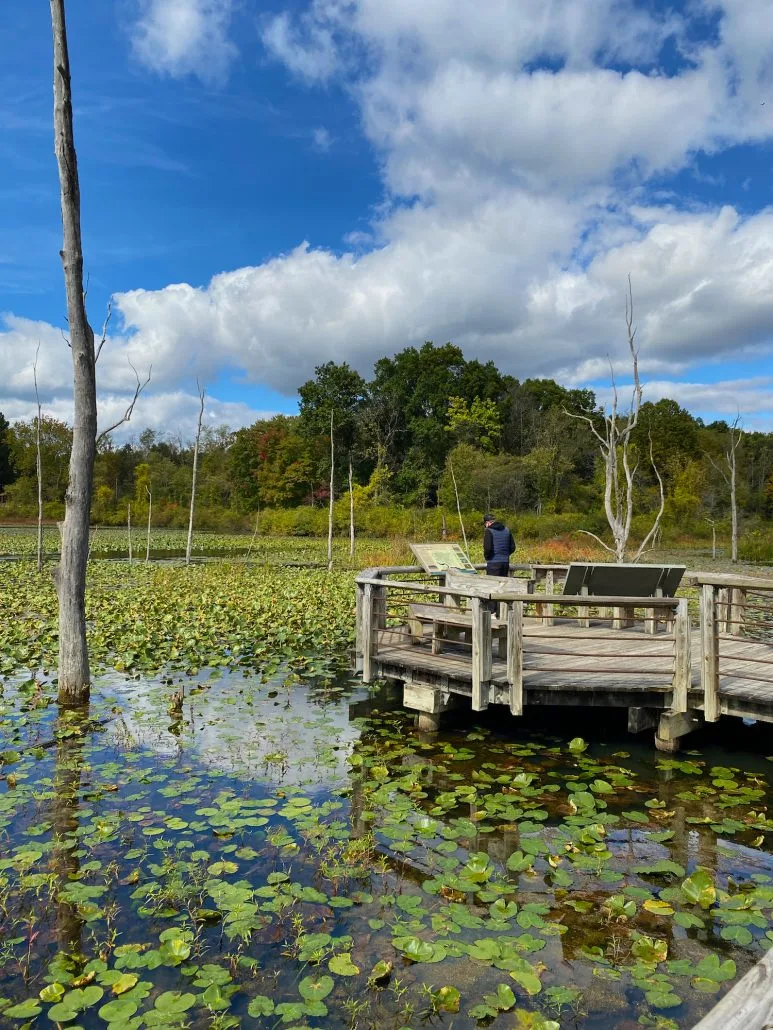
0;412;14;491
445;396;502;452
7;416;72;506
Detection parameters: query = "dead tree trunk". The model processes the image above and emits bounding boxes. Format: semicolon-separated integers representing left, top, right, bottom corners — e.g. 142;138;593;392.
707;417;742;564
145;485;152;563
566;277;664;563
348;456;355;559
186;381;205;566
33;344;44;575
127;502;132;564
327;409;334;571
51;0;97;704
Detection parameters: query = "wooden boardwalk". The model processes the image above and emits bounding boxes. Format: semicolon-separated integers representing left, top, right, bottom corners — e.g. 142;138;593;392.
355;565;773;749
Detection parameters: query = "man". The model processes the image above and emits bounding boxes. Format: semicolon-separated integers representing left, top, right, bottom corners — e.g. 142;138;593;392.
483;513;515;577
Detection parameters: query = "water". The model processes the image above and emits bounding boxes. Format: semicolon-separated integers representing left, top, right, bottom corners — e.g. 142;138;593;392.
0;670;771;1028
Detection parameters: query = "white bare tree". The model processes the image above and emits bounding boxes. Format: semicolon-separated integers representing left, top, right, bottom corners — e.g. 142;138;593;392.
348;456;355;558
50;0;150;703
33;344;44;575
706;415;742;563
186;381;205;566
327;409;334;572
566;277;665;563
145;484;152;563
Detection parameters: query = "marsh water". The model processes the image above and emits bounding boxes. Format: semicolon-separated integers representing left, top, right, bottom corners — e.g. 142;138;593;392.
1;669;772;1029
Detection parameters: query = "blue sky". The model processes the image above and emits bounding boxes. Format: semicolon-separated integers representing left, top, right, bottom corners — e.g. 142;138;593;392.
1;0;772;436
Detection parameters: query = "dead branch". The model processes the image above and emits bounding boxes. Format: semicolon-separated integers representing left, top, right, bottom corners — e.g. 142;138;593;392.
94;299;112;364
95;359;151;447
576;529;616;556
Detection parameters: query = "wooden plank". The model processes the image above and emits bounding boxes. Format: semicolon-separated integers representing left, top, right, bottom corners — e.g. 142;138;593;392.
445;571;532;597
507;602;523;716
689;572;773;591
691;948;773;1030
471;597;492;712
672;597;691;714
701;583;720;722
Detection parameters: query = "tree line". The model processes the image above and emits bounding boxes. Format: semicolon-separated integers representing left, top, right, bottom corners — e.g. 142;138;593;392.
1;341;772;539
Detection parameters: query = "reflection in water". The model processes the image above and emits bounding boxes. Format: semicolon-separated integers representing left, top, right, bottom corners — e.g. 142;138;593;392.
51;708;87;956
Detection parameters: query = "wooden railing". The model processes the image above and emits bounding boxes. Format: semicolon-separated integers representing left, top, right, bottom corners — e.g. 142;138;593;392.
692;572;773;722
355;566;686;717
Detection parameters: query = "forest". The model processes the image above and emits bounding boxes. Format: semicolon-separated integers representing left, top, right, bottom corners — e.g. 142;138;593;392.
1;342;771;554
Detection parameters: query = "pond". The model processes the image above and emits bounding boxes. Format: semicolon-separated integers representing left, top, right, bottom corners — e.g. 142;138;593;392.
1;666;771;1029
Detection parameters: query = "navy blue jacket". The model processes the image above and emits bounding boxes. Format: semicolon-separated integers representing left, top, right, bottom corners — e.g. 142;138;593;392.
483;521;515;562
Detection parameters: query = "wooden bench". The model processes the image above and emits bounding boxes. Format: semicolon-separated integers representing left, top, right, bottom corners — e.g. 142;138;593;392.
408;601;508;654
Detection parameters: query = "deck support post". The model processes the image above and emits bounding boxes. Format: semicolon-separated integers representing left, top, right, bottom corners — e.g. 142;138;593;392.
361;582;374;683
729;588;746;637
701;583;721;722
672;598;691;714
416;711;441;732
506;601;524;716
628;707;658;734
578;585;590;629
655;709;701;752
471;597;492;712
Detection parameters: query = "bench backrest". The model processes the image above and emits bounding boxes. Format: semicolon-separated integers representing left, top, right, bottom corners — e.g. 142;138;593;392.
562;562;685;598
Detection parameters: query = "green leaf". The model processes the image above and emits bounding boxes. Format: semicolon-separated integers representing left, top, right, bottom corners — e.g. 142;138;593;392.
4;999;43;1019
298;975;334;1001
434;986;460;1013
720;925;754;946
328;953;360;976
680;868;716;909
247;997;275;1017
98;998;139;1022
153;992;196;1015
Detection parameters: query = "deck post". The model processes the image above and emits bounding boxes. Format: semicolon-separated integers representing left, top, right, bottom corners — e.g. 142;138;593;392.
729;587;746;637
471;597;492;712
361;582;375;683
717;586;730;634
671;598;691;714
355;582;365;672
506;601;523;716
542;569;555;626
578;585;590;629
701;583;721;722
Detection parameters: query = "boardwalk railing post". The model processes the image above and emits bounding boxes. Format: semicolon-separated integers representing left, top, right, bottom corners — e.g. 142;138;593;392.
672;598;690;714
506;599;523;716
355;581;365;673
362;582;375;683
471;596;492;712
729;587;746;637
701;583;721;722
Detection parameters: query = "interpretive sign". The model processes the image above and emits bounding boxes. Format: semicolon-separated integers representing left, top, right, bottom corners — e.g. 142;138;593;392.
410;542;476;574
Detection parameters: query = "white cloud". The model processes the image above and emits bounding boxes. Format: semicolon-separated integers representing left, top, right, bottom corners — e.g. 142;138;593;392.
128;0;237;84
596;377;773;432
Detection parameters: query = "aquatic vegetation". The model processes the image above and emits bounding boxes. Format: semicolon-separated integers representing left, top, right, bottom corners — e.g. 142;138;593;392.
0;548;771;1027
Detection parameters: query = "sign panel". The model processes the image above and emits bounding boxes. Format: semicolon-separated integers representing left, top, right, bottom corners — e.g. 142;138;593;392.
410;542;476;574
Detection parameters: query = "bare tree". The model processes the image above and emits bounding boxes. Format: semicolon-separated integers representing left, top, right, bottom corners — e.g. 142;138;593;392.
50;0;151;704
348;457;355;559
566;277;664;563
127;501;132;564
448;458;470;558
327;409;334;572
186;381;205;566
50;0;98;704
145;484;152;563
33;344;44;574
707;415;742;563
705;516;718;561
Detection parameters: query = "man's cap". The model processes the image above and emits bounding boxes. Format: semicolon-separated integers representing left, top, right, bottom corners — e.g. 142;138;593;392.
483;513;495;523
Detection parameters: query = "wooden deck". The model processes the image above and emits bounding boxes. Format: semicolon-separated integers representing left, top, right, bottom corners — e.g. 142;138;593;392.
355;565;773;747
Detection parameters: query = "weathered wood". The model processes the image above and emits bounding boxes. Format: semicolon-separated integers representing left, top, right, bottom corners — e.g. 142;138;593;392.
579;585;590;630
690;572;773;590
417;711;440;732
361;582;374;683
470;597;492;712
507;602;523;716
628;707;658;733
691;947;773;1030
672;597;691;713
403;683;454;714
701;583;720;722
658;709;700;741
445;571;532;598
729;587;746;637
